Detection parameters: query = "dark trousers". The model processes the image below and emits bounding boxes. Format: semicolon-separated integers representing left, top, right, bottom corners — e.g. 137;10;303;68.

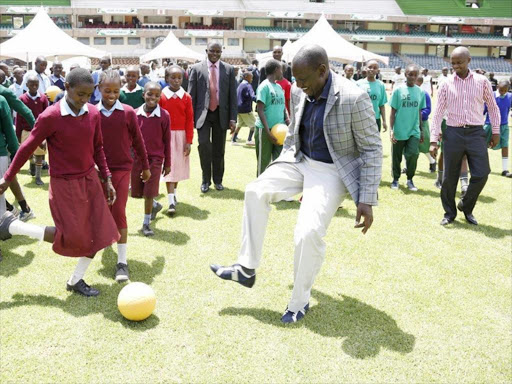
376;118;381;132
197;109;227;185
392;136;419;181
441;125;490;219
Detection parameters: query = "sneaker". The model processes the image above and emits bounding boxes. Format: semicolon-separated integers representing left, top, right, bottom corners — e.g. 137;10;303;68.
401;167;407;174
66;279;99;297
115;263;129;282
141;223;154;237
19;209;36;222
434;180;442;190
167;203;176;215
390;180;399;190
246;140;255;146
29;163;36;176
151;201;162;220
210;263;256;288
281;303;310;324
502;170;511;177
35;177;44;186
0;211;17;241
407;180;418;191
429;162;437;173
42;161;49;170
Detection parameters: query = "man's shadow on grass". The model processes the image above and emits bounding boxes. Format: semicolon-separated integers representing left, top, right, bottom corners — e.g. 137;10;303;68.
448;219;511;239
0;284;160;330
173;202;210;220
98;247;165;284
219;289;415;359
0;238;38;277
201;187;245;201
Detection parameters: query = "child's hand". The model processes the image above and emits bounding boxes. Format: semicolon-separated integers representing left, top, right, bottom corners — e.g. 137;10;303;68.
382;121;388;132
0;178;12;195
420;135;424;144
141;169;151;182
268;132;279;146
105;178;116;206
489;134;500;148
38;140;47;151
184;144;191;156
390;131;397;144
163;167;171;176
429;143;439;158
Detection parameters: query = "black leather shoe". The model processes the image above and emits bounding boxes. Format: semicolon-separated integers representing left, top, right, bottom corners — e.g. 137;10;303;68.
66;279;100;297
214;183;224;191
464;213;478;225
457;200;464;212
201;183;209;193
440;217;454;226
0;211;17;241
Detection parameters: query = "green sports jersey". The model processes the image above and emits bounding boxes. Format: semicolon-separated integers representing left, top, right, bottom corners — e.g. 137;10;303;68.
390;85;426;140
255;80;286;130
356;78;387;119
120;87;145;109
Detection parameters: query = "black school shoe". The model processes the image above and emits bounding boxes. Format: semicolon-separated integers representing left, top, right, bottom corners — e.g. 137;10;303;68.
0;211;17;241
66;279;99;297
141;224;154;236
115;263;129;282
167;203;176;215
151;201;162;220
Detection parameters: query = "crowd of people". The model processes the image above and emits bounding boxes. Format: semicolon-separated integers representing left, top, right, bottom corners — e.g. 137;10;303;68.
0;42;510;323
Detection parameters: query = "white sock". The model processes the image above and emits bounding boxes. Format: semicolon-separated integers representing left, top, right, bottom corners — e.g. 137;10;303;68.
168;193;175;205
143;214;151;225
68;257;92;285
8;220;45;242
426;153;436;164
503;157;509;171
117;243;127;264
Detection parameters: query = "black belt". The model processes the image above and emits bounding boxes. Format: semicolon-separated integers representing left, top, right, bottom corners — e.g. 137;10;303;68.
451;124;483;129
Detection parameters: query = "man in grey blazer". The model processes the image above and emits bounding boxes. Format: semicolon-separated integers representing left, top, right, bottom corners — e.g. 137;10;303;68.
211;45;382;323
188;42;238;192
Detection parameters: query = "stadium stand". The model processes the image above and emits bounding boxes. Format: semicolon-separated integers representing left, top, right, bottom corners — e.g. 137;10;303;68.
395;0;512;18
404;54;449;70
1;0;71;4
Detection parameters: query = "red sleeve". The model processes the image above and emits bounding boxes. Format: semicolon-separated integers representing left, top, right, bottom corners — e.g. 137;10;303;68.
185;95;194;144
127;109;149;170
92;112;111;179
4;112;53;182
162;112;171;168
42;95;49;111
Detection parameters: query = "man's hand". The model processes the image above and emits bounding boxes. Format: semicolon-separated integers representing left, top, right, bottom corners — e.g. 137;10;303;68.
429;142;439;158
105;178;116;206
355;203;373;234
489;134;500;149
0;178;12;195
390;131;397;144
184;143;191;156
382;121;388;132
229;120;236;134
163;167;171;176
420;134;424;144
140;169;151;183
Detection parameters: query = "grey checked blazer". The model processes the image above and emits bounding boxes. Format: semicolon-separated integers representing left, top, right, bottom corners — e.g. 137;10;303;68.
277;71;382;206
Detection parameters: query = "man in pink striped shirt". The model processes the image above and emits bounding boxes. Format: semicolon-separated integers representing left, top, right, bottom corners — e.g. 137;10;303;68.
430;47;501;226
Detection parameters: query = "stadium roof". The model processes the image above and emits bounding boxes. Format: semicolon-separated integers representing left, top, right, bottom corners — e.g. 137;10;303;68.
67;0;404;15
395;0;512;18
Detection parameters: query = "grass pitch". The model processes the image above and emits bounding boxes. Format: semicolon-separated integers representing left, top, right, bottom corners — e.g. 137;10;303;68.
1;109;511;383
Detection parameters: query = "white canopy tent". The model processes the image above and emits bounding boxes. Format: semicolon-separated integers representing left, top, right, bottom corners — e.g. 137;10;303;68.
285;15;389;65
140;30;204;63
0;8;106;62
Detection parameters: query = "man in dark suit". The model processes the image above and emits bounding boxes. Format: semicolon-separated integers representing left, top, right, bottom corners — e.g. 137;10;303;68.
259;45;292;83
250;59;260;93
188;42;237;193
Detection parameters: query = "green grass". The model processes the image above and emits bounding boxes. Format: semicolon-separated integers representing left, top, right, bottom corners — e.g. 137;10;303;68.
395;0;512;18
0;0;70;5
1;98;511;383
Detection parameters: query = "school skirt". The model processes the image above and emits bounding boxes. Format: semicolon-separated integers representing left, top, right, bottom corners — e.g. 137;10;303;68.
49;170;120;257
108;170;131;230
162;130;190;183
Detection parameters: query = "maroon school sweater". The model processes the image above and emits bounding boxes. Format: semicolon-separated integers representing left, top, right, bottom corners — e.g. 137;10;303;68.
16;92;49;139
100;105;149;172
5;101;110;181
136;106;171;168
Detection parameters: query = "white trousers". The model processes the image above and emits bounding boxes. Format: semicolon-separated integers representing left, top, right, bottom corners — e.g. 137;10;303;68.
0;156;9;215
238;156;346;312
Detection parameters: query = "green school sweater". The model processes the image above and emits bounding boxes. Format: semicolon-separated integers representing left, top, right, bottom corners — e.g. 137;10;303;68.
0;84;35;128
0;95;19;157
120;88;145;109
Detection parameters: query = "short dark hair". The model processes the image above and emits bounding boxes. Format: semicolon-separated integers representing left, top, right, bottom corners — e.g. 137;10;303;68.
144;81;161;92
265;59;281;76
99;69;121;86
165;65;184;77
66;67;94;88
